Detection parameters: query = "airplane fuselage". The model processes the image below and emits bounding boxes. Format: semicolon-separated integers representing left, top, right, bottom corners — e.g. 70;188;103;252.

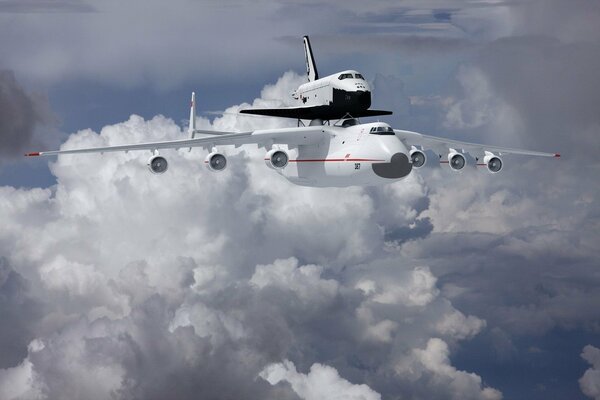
268;121;412;187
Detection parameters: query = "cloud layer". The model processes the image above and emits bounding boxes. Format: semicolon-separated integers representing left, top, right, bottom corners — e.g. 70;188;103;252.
0;71;510;399
1;1;599;398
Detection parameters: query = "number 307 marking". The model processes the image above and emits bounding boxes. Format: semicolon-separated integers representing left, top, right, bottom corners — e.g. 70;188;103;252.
354;163;361;170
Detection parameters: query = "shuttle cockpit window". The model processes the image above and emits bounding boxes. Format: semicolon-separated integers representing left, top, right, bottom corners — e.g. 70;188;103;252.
369;126;395;135
338;73;353;80
354;73;364;80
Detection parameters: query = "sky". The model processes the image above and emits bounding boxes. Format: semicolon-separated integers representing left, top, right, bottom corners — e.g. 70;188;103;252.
0;0;599;399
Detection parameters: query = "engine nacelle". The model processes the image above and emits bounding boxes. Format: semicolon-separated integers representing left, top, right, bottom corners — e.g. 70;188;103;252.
448;150;466;171
264;149;289;169
148;155;168;174
205;152;227;172
409;147;426;168
483;152;503;173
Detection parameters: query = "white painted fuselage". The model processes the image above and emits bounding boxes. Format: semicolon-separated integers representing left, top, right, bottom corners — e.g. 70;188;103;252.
269;122;411;187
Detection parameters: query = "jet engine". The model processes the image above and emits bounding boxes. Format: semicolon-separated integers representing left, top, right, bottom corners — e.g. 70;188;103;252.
205;152;227;172
448;150;466;171
409;147;426;168
483;152;503;173
264;149;289;169
147;155;168;174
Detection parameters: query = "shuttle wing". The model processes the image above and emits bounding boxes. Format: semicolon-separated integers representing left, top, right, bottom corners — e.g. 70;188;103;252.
240;105;392;120
394;129;560;158
25;127;328;157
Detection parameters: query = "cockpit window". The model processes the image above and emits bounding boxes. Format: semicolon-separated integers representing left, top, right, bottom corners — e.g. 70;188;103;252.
354;73;364;80
369;126;395;135
338;73;353;80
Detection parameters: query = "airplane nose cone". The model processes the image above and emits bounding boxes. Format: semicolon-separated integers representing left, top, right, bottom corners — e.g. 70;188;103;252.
372;153;412;179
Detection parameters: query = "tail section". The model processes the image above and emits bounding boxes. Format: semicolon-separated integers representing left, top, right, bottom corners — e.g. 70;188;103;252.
188;92;196;139
303;36;319;82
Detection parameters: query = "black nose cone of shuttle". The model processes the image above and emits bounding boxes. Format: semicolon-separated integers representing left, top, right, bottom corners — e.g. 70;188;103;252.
372;153;412;179
357;90;371;109
332;88;372;111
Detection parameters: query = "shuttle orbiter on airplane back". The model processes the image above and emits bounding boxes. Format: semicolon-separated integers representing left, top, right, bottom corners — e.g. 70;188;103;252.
240;36;392;121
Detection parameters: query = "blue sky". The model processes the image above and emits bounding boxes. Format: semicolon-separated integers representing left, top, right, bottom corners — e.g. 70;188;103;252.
0;1;599;399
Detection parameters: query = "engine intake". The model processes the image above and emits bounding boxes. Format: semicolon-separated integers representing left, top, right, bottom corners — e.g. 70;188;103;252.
484;152;503;173
205;152;227;172
448;151;466;171
148;155;168;174
265;149;289;169
409;148;426;168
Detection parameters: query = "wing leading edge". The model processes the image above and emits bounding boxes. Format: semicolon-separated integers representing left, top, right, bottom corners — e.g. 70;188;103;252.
394;129;560;159
25;127;327;157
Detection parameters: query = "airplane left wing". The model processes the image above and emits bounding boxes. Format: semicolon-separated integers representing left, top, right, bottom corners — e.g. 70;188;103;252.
394;129;560;159
394;128;559;172
25;126;327;157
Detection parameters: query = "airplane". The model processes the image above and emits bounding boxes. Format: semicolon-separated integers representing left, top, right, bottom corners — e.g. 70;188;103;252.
239;36;392;121
25;92;559;188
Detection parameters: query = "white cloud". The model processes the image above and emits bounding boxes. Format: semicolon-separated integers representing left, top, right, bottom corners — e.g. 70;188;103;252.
260;359;381;400
368;266;439;306
0;72;486;400
395;338;502;400
580;345;600;400
250;257;339;302
0;358;42;400
434;308;486;340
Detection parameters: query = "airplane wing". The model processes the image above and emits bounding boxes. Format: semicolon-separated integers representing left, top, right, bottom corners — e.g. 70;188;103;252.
240;105;392;120
394;129;560;159
25;126;327;157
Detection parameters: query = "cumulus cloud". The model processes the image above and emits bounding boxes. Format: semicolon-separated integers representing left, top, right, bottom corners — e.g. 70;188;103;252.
2;0;600;396
395;338;502;400
260;359;381;400
580;345;600;400
0;71;502;399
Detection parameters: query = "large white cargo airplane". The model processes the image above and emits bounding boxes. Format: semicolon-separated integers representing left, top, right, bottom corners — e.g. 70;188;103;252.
25;92;559;188
240;36;392;121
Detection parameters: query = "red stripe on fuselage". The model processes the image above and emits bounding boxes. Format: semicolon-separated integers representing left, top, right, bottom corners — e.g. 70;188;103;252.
290;158;385;163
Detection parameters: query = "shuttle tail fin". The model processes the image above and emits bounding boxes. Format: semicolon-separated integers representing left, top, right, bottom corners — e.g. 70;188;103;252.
303;36;319;82
188;92;196;139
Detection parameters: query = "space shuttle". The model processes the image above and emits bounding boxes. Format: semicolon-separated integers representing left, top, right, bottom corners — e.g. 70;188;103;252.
240;36;392;121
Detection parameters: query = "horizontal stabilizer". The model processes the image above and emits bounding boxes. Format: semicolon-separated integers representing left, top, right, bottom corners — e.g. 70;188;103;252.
240;106;392;120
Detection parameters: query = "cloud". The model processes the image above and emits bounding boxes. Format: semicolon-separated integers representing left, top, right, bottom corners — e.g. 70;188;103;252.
2;0;600;395
0;257;42;369
580;345;600;400
395;338;502;400
0;70;57;160
260;359;381;400
0;71;504;399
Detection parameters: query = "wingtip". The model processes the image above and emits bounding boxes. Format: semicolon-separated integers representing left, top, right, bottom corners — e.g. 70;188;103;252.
25;152;40;157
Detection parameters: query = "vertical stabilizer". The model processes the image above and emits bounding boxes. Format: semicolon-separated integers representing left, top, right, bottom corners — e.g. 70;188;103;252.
303;36;319;82
188;92;196;139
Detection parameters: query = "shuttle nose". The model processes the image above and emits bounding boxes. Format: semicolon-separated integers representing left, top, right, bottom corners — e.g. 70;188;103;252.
372;153;412;179
357;91;371;108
